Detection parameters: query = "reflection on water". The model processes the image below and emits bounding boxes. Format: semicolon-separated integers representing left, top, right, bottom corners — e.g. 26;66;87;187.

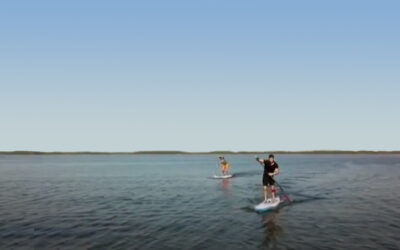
221;178;231;192
262;211;283;249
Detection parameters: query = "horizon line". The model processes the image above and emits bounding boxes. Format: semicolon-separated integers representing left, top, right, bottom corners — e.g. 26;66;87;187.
1;150;400;155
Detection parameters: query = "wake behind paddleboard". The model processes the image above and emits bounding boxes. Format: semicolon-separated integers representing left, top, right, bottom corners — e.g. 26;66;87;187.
254;197;281;212
212;174;233;179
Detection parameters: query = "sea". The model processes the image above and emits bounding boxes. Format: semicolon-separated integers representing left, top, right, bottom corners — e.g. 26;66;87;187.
0;154;399;250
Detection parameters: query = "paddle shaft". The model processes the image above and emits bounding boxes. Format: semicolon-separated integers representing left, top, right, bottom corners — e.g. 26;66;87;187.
274;180;289;196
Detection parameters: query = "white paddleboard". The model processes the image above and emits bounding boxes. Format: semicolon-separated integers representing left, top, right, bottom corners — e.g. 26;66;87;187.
212;174;233;179
254;197;281;212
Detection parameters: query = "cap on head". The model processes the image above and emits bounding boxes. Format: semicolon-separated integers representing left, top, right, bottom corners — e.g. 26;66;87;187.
268;154;274;159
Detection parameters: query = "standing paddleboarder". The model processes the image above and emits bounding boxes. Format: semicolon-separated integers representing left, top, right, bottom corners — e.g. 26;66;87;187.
218;156;230;175
256;154;279;202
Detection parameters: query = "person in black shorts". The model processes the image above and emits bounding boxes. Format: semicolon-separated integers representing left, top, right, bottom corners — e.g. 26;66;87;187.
256;154;279;202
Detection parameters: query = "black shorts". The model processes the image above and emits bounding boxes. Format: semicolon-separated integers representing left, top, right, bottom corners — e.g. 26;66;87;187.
263;174;275;186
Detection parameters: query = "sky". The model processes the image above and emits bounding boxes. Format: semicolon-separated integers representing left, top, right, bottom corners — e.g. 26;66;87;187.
0;0;399;152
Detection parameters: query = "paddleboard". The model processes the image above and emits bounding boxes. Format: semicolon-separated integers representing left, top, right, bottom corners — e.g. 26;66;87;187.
254;197;281;212
212;174;233;179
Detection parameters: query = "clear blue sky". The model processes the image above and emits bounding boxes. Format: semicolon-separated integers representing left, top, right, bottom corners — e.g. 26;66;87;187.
1;0;399;152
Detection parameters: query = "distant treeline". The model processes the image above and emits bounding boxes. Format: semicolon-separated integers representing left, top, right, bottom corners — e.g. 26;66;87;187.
1;150;400;155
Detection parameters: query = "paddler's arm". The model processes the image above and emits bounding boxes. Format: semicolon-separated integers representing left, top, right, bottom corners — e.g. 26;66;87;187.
255;157;264;165
269;168;279;176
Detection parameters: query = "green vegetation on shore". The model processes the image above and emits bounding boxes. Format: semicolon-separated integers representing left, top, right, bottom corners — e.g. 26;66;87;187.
1;150;399;155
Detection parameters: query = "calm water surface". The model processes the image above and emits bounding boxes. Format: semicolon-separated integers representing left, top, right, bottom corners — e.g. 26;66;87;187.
0;154;399;250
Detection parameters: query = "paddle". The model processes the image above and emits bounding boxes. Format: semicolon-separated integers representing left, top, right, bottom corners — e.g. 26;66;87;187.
255;156;291;202
274;179;291;202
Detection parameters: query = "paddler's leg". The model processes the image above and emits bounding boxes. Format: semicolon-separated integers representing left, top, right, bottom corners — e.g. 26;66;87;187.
265;176;273;202
267;185;272;202
270;177;276;202
271;185;276;201
262;175;269;202
263;186;268;202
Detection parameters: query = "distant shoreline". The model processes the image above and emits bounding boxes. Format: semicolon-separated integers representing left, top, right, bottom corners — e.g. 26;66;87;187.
1;150;400;155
